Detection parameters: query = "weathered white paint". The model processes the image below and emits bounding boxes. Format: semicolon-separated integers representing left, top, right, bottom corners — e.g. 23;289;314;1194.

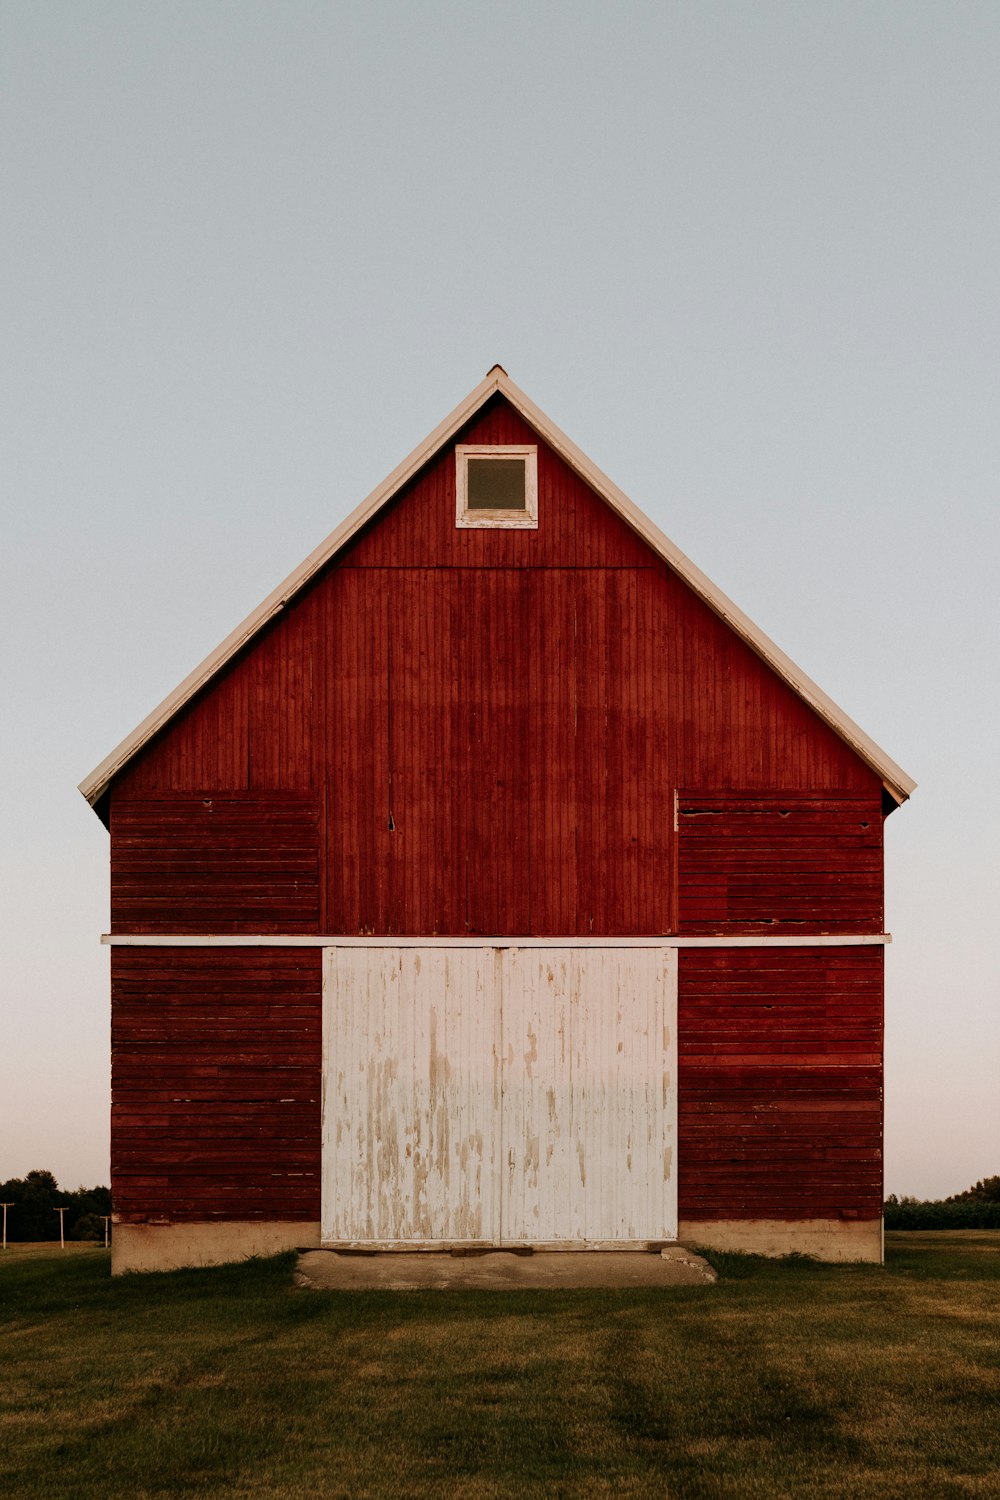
501;946;677;1244
322;946;502;1244
321;943;677;1247
102;932;892;947
455;444;538;528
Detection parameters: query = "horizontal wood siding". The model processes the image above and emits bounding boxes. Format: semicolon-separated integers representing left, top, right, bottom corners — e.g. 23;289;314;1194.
678;791;883;935
111;947;321;1223
677;946;883;1220
111;794;320;933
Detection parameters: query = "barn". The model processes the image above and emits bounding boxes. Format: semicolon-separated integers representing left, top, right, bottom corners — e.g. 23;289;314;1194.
80;366;915;1274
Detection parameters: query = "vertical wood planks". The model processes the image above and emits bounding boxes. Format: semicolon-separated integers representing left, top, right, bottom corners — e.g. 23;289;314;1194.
322;946;502;1242
113;396;880;941
500;946;676;1242
105;388;889;1237
321;945;676;1245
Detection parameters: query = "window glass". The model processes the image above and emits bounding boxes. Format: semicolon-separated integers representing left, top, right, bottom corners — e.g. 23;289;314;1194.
466;458;527;510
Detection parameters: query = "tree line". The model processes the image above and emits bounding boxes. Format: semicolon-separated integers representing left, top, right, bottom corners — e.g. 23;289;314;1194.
0;1171;111;1241
885;1176;1000;1229
3;1168;997;1238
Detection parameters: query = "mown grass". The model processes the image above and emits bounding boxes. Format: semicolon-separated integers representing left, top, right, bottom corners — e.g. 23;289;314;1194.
1;1233;998;1499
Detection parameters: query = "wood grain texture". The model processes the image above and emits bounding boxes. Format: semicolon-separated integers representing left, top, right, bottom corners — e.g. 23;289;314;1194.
678;791;883;935
323;946;502;1243
111;947;321;1223
677;946;883;1221
112;396;880;937
500;946;677;1243
105;393;887;1231
322;945;676;1245
111;794;320;934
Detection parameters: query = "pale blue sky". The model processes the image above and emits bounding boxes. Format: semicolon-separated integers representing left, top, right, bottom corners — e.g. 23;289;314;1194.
2;2;997;1198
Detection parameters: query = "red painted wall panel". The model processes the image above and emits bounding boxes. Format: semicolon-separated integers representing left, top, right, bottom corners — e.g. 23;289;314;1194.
111;793;321;934
678;791;883;935
677;946;883;1220
111;947;321;1223
114;395;879;937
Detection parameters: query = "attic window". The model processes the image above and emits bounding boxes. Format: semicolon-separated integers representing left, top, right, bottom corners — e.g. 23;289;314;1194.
456;445;538;529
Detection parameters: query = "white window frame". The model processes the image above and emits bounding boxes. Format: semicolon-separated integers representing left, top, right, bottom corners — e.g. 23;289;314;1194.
455;444;538;529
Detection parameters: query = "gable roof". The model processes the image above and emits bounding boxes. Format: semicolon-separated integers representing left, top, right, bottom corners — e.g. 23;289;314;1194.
79;365;916;811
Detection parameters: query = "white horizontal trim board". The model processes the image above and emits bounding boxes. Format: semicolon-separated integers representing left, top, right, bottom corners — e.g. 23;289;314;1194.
102;933;891;947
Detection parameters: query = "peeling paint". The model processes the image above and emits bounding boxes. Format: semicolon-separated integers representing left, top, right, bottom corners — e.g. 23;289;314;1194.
322;945;677;1244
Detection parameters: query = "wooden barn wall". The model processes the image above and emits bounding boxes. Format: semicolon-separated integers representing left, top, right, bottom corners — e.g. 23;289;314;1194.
111;393;882;938
107;393;885;1228
678;791;883;935
111;793;321;934
111;947;322;1223
677;946;883;1221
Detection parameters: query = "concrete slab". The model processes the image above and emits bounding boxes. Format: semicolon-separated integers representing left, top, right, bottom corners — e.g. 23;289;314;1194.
295;1247;716;1291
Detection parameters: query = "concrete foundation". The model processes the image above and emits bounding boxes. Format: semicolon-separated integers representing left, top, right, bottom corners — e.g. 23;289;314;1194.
112;1216;882;1273
112;1220;322;1275
679;1216;883;1263
298;1247;717;1290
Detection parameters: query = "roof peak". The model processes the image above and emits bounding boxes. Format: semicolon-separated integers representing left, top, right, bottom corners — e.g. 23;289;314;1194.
78;367;915;811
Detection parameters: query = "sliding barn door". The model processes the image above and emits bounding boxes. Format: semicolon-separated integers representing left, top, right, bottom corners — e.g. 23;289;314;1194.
501;946;677;1243
322;947;502;1244
322;944;676;1246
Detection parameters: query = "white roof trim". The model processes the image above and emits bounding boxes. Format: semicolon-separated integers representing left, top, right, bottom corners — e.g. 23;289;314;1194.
79;366;916;808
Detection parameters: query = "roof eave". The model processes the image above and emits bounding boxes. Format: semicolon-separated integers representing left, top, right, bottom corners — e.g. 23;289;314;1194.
79;366;916;810
494;372;916;804
78;367;506;808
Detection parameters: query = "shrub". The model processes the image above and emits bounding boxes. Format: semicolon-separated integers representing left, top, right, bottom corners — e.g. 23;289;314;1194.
884;1192;1000;1230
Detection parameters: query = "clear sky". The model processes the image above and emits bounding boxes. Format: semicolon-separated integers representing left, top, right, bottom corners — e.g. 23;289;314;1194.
2;2;997;1200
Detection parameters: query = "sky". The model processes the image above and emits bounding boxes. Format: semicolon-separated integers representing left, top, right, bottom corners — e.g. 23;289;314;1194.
1;1;997;1200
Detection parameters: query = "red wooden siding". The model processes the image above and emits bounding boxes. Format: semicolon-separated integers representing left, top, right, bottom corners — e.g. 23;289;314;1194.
111;794;320;934
112;394;880;937
677;946;883;1220
111;947;321;1223
105;391;887;1230
678;791;883;936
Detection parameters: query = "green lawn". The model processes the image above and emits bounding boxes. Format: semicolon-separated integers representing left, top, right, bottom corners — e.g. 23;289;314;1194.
1;1234;998;1499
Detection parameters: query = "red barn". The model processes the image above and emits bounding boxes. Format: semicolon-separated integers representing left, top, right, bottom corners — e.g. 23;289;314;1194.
80;366;914;1273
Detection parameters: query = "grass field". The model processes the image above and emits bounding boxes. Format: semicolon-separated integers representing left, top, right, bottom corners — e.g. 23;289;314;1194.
1;1234;998;1499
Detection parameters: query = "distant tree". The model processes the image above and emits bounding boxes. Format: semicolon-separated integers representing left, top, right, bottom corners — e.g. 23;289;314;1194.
68;1185;111;1235
947;1176;1000;1204
0;1170;63;1241
0;1172;111;1241
885;1175;1000;1229
71;1213;104;1242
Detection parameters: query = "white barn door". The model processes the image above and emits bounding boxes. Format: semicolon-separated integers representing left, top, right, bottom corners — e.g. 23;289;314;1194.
501;946;677;1244
322;943;677;1246
322;946;502;1244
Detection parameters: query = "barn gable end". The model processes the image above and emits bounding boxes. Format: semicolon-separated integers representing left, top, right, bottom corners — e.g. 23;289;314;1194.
85;369;912;1272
